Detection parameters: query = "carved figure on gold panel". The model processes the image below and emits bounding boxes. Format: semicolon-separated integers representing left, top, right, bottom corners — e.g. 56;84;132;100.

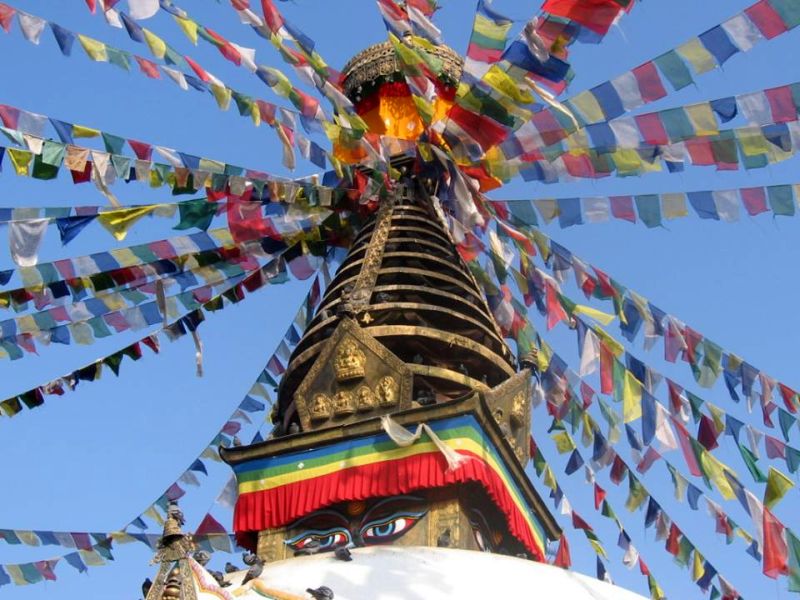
310;394;331;421
510;392;526;429
376;376;398;406
356;386;376;411
335;340;366;382
333;390;356;416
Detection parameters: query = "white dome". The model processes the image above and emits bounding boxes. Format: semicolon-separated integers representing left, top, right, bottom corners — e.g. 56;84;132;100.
222;546;648;600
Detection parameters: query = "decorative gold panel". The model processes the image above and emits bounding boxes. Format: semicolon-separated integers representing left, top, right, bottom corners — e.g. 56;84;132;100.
483;371;532;466
294;318;413;431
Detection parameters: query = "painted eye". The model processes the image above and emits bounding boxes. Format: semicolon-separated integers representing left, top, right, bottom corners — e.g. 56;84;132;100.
361;516;417;543
285;529;351;553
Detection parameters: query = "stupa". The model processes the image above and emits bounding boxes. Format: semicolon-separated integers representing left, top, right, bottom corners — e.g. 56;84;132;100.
141;36;649;600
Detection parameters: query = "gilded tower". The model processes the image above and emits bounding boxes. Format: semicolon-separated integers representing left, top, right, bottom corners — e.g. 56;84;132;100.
220;39;560;566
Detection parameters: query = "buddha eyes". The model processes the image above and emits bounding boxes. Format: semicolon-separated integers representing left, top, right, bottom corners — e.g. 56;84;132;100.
285;529;352;553
360;513;422;543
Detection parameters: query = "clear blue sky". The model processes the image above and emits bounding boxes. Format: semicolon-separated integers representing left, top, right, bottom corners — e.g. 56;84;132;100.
0;1;799;598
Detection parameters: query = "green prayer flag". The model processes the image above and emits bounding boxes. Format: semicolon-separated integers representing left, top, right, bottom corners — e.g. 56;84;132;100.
600;499;617;522
102;133;126;155
779;408;796;442
770;0;800;28
738;443;767;483
106;47;131;70
654;50;693;90
41;140;66;166
787;530;800;592
104;352;123;376
686;391;704;423
31;154;59;180
764;466;794;508
174;198;217;231
768;184;795;216
625;472;648;512
787;445;800;474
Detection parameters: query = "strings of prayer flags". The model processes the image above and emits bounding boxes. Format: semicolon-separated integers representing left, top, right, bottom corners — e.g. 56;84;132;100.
545;409;743;598
531;434;668;597
562;0;800;126
0;268;329;591
490;183;800;229
0;102;333;196
0;4;332;171
480;0;800;179
500;216;800;436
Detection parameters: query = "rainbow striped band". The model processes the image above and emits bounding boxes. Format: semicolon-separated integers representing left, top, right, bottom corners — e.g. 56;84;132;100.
232;415;548;560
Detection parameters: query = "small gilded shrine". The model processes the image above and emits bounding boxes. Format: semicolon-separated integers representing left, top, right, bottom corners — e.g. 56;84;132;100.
220;37;560;568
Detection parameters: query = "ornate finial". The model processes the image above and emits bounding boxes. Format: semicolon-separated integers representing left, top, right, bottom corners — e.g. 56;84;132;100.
334;340;366;382
152;502;195;564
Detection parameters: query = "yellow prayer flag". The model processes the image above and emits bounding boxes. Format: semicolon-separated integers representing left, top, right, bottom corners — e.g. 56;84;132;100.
484;65;534;104
211;84;233;111
685;104;718;136
79;548;107;567
569;91;605;123
142;28;167;59
16;315;38;334
5;565;27;585
7;148;32;176
662;193;688;219
173;15;198;44
699;449;736;500
588;539;608;559
737;129;769;156
17;530;39;546
573;304;616;326
692;550;705;581
73;125;101;139
98;206;158;241
144;505;165;525
611;148;644;175
543;465;557;490
595;326;624;357
676;38;717;74
78;35;108;62
623;370;642;423
765;466;795;509
70;322;94;346
551;431;576;454
534;199;558;223
564;129;590;151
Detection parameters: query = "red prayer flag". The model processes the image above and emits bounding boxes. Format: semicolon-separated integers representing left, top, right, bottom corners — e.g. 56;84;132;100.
763;506;789;578
697;415;719;450
542;0;626;35
635;112;669;145
554;533;572;568
599;340;613;394
745;0;788;39
666;523;681;556
128;139;153;160
594;483;606;510
571;512;591;530
766;86;797;123
185;55;211;82
632;62;667;103
448;104;508;151
261;0;285;32
610;195;636;223
135;56;161;79
545;280;568;330
672;417;703;476
741;186;768;215
685;138;716;166
0;4;15;33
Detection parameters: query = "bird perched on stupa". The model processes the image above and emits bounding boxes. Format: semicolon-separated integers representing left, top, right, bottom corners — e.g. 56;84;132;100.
241;552;265;585
307;585;335;600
